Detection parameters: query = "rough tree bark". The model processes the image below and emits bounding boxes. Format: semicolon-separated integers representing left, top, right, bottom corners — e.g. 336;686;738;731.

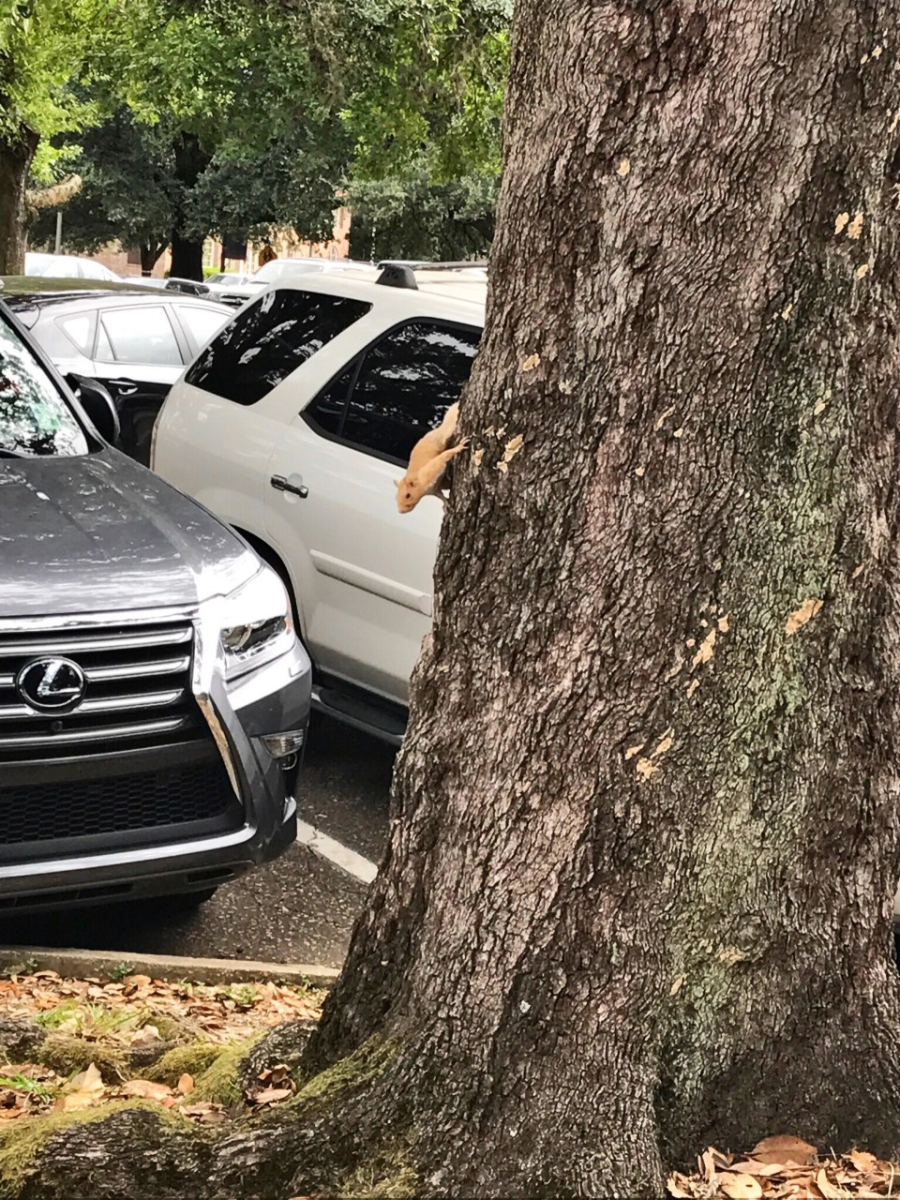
309;0;900;1192
168;132;209;280
0;125;38;273
9;2;900;1198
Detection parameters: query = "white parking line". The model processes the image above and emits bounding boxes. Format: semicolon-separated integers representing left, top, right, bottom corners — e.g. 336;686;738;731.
295;819;379;884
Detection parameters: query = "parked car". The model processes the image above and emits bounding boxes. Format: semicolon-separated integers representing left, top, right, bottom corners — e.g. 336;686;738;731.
215;259;376;307
205;271;254;292
153;264;487;745
25;253;121;283
0;296;310;913
3;285;231;464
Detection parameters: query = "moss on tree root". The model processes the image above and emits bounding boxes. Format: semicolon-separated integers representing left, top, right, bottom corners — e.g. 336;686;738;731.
0;1102;194;1199
289;1033;400;1116
189;1034;262;1106
0;1033;407;1198
145;1041;223;1087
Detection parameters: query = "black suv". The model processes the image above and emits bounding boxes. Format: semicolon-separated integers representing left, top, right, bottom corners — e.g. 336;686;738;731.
0;295;309;912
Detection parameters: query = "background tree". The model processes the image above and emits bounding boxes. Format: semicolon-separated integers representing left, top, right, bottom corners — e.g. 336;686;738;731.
0;0;111;272
8;2;900;1196
96;0;334;277
10;0;511;273
29;110;176;273
347;168;497;262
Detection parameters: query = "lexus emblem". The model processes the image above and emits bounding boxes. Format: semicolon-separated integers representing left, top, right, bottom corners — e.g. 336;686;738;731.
16;657;86;713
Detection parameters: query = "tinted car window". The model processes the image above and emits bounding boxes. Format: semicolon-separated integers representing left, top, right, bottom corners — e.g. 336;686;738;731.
177;304;229;349
185;289;370;405
304;364;356;438
0;315;88;457
338;322;479;462
97;307;183;367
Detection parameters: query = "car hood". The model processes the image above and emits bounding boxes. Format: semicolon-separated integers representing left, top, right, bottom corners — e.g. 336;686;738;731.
0;449;257;619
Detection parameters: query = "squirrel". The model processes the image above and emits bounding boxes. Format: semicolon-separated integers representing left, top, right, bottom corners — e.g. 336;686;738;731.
395;402;469;514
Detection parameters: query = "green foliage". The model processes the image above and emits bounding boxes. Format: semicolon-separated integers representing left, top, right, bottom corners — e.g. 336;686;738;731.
0;0;111;175
340;0;511;182
31;110;176;255
13;0;511;267
348;167;496;261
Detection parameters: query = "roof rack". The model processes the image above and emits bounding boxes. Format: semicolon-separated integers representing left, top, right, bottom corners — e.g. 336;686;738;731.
375;264;418;290
376;260;487;272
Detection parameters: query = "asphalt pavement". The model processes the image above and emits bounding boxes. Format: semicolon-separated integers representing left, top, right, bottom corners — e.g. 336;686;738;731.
0;715;395;969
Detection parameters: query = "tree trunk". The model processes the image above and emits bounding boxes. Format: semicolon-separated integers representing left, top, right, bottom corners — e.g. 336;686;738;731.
0;126;38;273
8;3;900;1198
168;132;209;280
307;0;900;1193
140;241;168;276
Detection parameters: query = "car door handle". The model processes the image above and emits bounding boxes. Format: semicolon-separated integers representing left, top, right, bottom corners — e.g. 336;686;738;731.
108;379;139;395
271;474;308;499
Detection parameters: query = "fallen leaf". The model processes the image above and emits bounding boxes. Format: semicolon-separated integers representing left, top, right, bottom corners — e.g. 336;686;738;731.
835;212;850;234
847;211;865;240
617;157;631;176
785;598;823;635
751;1136;817;1166
521;354;540;372
181;1102;228;1124
816;1168;845;1199
721;1174;763;1200
725;1160;786;1177
59;1063;105;1111
667;1174;693;1199
121;1079;173;1102
848;1149;878;1173
177;1074;194;1096
250;1087;292;1106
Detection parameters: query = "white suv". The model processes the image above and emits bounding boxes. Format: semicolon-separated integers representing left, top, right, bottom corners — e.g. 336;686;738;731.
152;264;486;743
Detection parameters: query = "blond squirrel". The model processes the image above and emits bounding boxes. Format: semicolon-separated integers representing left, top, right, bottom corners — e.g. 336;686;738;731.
395;402;468;513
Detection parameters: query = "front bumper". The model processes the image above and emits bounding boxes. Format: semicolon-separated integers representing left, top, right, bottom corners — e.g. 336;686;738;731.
0;610;311;914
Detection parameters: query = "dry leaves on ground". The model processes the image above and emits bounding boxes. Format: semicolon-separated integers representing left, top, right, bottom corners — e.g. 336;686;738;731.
669;1136;899;1199
0;968;323;1123
0;969;323;1045
245;1062;296;1108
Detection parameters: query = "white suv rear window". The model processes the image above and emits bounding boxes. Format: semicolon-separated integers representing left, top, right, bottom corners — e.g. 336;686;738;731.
185;289;370;405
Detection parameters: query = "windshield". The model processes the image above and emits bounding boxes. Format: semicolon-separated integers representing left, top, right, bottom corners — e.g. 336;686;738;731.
0;314;88;457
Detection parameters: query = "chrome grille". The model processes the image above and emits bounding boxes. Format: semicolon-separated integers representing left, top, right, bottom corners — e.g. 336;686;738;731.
0;621;207;762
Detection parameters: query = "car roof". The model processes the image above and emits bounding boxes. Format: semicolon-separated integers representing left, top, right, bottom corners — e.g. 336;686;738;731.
272;266;486;323
0;281;227;314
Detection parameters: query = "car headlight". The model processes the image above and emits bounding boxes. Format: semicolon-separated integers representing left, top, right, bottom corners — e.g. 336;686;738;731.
220;566;294;679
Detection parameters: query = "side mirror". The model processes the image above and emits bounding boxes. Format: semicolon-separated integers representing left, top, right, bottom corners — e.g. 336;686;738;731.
67;374;121;445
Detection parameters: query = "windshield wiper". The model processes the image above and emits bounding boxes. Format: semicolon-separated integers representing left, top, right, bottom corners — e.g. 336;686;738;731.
0;448;30;459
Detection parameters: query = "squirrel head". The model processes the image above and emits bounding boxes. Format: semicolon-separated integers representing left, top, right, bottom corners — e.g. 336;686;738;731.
395;476;418;513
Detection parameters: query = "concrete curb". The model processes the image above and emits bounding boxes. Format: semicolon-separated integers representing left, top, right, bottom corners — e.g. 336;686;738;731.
0;946;340;989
